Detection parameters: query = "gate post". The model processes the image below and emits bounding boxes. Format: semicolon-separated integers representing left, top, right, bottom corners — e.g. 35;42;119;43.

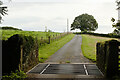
96;42;106;74
105;40;119;77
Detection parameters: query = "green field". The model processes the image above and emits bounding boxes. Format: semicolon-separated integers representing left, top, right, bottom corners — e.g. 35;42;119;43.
81;34;118;62
1;30;60;40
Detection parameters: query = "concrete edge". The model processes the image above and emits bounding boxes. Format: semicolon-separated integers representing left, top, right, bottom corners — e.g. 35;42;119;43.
27;74;104;78
40;63;96;64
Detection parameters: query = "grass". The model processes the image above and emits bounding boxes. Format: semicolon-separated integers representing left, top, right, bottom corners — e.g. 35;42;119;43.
39;34;75;63
66;61;70;63
1;30;60;40
81;34;118;62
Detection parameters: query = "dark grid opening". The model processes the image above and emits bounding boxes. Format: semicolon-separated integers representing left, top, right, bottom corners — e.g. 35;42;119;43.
42;64;102;76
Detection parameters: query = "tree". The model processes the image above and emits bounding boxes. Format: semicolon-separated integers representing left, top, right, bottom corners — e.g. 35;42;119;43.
71;13;98;32
0;1;8;23
111;17;120;34
110;0;120;35
48;29;52;32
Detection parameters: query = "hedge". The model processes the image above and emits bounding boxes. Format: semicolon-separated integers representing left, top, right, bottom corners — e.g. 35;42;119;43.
75;31;120;38
2;34;39;75
96;40;120;78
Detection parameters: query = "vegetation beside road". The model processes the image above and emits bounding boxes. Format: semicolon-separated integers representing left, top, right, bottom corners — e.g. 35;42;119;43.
81;34;118;62
39;34;75;63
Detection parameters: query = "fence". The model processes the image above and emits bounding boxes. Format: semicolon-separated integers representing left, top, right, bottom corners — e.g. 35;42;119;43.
96;40;120;78
39;33;69;45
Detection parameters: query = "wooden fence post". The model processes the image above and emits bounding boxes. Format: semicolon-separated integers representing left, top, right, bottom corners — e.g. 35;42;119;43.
48;36;50;44
53;35;54;40
41;37;43;40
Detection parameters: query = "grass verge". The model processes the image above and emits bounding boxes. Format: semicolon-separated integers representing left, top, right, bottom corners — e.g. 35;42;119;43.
81;34;118;62
39;34;75;63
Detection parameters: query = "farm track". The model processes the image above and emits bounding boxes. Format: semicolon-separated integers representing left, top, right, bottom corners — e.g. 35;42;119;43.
26;35;107;80
45;35;92;64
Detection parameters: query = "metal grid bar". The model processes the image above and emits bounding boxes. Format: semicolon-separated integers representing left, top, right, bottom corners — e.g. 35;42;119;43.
40;64;50;74
84;64;88;75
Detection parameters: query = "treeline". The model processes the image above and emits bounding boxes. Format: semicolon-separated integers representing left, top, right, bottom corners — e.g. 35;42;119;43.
75;31;120;38
0;26;22;31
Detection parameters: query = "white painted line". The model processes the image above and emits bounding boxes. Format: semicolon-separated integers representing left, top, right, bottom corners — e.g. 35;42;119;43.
83;64;88;75
40;64;50;74
26;63;41;74
95;64;104;76
98;68;104;76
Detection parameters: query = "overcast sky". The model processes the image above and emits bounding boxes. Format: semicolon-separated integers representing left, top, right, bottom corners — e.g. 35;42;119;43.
0;0;118;33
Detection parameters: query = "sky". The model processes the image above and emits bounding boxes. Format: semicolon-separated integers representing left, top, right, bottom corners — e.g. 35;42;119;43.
0;0;118;33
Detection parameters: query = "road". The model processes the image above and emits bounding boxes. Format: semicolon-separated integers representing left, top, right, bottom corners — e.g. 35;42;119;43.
45;35;92;63
26;35;106;80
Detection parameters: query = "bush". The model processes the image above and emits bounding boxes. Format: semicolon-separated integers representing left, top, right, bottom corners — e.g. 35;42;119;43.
2;70;26;80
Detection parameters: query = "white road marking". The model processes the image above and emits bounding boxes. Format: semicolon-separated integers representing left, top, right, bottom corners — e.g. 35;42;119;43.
40;64;50;74
98;68;104;76
83;64;88;75
26;63;40;74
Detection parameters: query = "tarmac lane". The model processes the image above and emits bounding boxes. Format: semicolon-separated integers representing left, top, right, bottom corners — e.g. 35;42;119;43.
26;35;106;80
45;35;92;64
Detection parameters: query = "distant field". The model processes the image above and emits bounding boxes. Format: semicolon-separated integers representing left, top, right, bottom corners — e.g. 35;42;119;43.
81;34;118;62
1;30;60;40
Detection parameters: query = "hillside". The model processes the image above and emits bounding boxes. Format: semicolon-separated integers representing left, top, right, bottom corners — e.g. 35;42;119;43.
1;30;60;40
